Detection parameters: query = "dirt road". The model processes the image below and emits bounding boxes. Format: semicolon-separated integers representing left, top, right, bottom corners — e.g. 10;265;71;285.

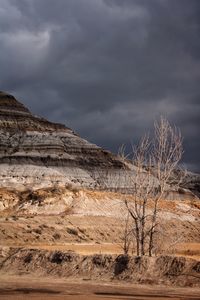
0;275;199;300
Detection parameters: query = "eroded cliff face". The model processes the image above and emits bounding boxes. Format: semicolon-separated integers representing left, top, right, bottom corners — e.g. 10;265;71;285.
0;91;130;190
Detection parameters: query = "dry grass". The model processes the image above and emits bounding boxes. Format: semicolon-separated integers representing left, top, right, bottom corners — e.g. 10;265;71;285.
173;243;200;259
16;242;123;255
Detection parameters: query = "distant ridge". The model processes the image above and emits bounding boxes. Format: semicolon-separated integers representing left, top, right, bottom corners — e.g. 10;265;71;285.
0;91;68;131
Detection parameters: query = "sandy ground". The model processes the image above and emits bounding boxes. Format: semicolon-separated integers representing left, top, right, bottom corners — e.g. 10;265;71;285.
0;275;200;300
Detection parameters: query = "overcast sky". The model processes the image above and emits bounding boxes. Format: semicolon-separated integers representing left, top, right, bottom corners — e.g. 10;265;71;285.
0;0;200;171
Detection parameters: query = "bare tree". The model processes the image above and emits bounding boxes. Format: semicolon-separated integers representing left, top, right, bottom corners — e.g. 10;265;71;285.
121;117;183;257
121;212;133;255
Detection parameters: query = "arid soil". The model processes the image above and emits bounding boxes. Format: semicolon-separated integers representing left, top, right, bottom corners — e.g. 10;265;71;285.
0;188;199;299
0;275;200;300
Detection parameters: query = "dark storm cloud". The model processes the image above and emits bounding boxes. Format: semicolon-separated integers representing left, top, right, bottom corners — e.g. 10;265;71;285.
0;0;200;171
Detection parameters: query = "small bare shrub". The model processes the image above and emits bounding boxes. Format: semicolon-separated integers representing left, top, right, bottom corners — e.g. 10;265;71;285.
66;227;78;235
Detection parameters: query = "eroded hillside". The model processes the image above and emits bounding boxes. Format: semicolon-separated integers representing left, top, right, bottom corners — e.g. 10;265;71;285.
0;187;199;257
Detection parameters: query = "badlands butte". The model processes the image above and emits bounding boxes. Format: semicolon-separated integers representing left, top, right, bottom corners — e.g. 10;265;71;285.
0;90;200;290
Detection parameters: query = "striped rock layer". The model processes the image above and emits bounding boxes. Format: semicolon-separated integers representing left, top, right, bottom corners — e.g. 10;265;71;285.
0;91;128;190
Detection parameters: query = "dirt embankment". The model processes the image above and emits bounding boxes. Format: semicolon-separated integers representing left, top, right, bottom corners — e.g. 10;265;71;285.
0;248;199;287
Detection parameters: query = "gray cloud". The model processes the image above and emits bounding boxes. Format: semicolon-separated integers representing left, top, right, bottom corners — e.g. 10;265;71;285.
0;0;200;171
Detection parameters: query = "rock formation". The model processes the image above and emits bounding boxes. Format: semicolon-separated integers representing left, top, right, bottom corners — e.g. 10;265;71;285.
0;91;130;190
